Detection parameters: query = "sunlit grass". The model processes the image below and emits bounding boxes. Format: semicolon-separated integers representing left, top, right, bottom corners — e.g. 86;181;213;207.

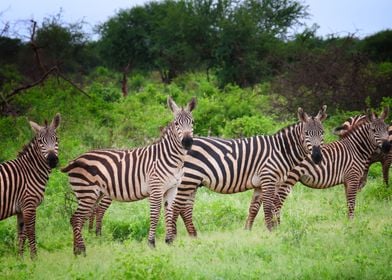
1;170;391;279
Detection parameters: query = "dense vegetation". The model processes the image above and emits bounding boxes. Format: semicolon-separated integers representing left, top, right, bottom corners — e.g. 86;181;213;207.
0;0;391;278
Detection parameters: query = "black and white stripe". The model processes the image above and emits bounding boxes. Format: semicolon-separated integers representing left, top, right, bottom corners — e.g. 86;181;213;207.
0;113;61;259
171;106;327;237
274;108;390;222
334;111;392;186
61;97;196;255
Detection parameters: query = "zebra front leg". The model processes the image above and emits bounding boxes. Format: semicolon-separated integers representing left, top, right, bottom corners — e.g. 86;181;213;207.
164;186;177;245
22;207;37;259
71;195;98;256
244;188;262;230
17;213;26;257
261;184;276;231
381;156;391;187
345;180;360;219
273;183;294;226
148;188;163;248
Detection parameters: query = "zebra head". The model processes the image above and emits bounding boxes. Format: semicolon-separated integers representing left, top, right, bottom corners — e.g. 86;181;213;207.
366;107;390;153
167;97;196;150
298;105;327;164
29;113;61;169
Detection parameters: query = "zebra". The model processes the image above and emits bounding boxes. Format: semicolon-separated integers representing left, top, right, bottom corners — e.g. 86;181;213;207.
0;113;61;259
273;108;390;223
61;97;196;255
333;113;392;187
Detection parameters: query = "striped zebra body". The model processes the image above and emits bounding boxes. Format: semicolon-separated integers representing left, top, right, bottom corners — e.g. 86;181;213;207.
0;114;61;259
62;97;195;255
274;109;390;222
334;113;392;186
172;106;327;236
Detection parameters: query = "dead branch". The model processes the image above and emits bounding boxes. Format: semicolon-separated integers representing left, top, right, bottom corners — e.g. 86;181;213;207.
29;20;46;75
121;62;131;97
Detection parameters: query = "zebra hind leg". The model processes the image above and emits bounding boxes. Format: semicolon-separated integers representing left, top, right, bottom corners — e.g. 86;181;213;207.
71;193;99;256
94;196;112;236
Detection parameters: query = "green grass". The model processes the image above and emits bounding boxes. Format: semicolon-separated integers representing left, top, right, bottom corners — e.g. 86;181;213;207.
0;167;391;279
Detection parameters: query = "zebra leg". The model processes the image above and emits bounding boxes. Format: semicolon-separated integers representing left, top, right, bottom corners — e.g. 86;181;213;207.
244;188;262;230
70;194;99;256
180;204;198;237
273;183;294;226
171;202;181;238
358;167;369;190
148;187;163;248
94;196;112;236
345;181;360;219
164;186;177;244
22;207;37;259
381;156;391;187
88;204;97;233
261;184;276;231
17;213;26;257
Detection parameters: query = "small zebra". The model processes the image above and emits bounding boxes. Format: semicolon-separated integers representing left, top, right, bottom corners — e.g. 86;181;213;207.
61;97;196;255
167;105;327;238
274;108;390;223
334;113;392;187
0;113;61;259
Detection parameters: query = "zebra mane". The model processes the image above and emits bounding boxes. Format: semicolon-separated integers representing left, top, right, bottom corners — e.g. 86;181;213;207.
151;123;172;145
339;121;369;139
274;122;299;135
17;136;37;158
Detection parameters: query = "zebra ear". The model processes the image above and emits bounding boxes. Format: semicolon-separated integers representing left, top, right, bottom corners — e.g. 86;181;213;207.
186;97;197;112
316;105;327;121
167;96;180;114
50;113;61;130
380;106;389;120
366;109;375;122
297;107;309;122
29;121;43;134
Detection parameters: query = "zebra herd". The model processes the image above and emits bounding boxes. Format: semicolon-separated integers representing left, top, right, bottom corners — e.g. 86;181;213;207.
0;97;391;259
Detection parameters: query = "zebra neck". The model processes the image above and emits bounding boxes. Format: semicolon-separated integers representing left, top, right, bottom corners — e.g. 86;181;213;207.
17;139;51;176
157;124;187;164
344;125;377;159
274;123;308;164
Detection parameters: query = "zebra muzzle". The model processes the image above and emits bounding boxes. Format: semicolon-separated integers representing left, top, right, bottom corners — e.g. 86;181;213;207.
181;136;193;150
381;140;391;153
311;146;322;164
47;152;59;168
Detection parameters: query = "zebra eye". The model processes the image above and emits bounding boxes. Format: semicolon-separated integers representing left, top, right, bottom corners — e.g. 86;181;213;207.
175;121;179;126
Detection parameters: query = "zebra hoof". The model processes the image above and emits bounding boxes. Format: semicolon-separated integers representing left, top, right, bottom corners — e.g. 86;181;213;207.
74;246;86;256
165;238;173;245
148;239;156;248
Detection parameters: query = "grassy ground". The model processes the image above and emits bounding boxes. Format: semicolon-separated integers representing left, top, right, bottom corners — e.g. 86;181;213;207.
0;165;391;279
